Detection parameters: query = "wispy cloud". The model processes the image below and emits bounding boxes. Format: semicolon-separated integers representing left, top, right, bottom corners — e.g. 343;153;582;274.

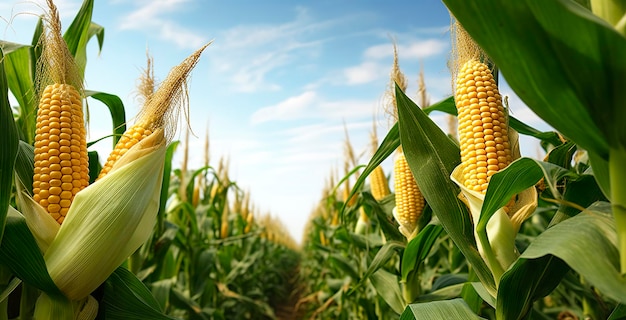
364;39;448;60
207;8;335;92
251;90;377;124
118;0;206;49
339;38;449;86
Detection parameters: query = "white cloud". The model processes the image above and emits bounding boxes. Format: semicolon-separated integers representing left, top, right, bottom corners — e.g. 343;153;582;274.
118;0;206;49
251;91;378;124
207;7;354;93
339;38;449;86
364;39;448;60
343;61;387;85
251;91;317;124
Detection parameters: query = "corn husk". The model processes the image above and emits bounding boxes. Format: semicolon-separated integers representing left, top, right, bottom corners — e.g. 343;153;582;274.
450;128;537;280
44;129;165;300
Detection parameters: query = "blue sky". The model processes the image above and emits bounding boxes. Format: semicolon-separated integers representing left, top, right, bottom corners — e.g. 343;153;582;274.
2;0;550;243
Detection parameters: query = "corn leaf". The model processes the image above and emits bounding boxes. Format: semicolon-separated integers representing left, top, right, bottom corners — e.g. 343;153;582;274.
63;0;104;77
351;240;403;294
521;204;626;303
496;255;570;320
608;304;626;320
346;123;399;211
400;298;485;320
422;96;455;115
478;158;544;232
14;141;34;196
1;41;37;144
0;49;18;242
401;224;443;281
158;141;179;236
85;90;126;147
443;0;617;158
395;84;495;290
0;207;63;298
370;269;404;315
87;150;101;183
102;267;176;320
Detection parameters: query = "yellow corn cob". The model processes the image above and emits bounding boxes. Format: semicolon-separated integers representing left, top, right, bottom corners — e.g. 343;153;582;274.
370;166;390;200
393;152;424;227
455;59;512;193
98;43;210;179
33;83;89;224
98;125;153;178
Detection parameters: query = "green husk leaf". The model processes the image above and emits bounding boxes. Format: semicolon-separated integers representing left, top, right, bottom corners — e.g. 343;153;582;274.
44;130;166;300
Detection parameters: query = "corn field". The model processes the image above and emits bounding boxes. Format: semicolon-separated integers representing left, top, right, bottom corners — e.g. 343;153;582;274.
1;0;626;319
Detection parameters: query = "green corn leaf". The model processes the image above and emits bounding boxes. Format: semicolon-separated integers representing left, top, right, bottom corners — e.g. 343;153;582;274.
496;255;570;320
400;298;485;320
422;96;455;115
521;204;626;304
348;94;456;211
351;240;404;293
0;207;63;298
608;304;626;320
395;84;495;291
370;269;404;315
87;150;101;183
101;267;176;320
14;141;34;196
1;41;37;144
443;0;619;158
0;49;19;242
479;158;544;230
85;90;126;147
158;141;179;236
401;224;443;281
328;253;360;280
63;0;104;77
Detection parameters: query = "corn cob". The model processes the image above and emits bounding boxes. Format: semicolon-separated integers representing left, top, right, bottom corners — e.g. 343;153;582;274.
33;83;89;224
370;166;390;200
393;152;424;229
98;43;210;179
455;59;512;193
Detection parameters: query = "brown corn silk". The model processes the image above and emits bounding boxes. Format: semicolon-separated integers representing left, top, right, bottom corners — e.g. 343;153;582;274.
33;0;89;224
98;42;211;179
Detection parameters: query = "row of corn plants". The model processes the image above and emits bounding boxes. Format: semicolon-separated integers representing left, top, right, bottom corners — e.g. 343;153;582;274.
0;0;301;319
299;1;626;319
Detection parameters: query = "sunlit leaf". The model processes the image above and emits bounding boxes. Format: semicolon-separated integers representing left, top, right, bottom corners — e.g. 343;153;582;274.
400;298;485;320
395;84;495;290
